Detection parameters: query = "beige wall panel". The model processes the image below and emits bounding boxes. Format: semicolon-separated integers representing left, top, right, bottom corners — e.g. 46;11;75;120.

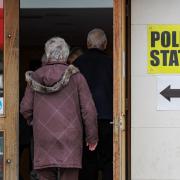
132;128;180;179
132;0;180;24
131;77;180;127
131;25;148;76
132;0;180;179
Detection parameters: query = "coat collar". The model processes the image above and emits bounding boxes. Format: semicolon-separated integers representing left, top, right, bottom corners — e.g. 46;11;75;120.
25;65;79;94
46;61;68;66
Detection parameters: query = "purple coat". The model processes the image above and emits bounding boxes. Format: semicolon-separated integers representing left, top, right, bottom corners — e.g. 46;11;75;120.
20;62;98;170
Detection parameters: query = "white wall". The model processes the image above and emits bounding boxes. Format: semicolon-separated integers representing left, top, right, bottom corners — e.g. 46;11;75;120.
131;0;180;180
20;0;113;8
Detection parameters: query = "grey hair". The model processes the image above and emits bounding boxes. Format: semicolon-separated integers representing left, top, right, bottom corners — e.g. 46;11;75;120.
45;37;69;63
87;28;107;50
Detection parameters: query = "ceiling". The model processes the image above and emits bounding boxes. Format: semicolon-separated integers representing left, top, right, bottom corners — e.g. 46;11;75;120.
20;8;113;49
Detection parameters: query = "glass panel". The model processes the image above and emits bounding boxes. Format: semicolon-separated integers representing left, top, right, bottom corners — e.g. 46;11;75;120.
0;0;3;115
0;132;3;180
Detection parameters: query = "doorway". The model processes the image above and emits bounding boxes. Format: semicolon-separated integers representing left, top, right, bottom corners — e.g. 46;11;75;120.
0;0;131;179
19;7;114;180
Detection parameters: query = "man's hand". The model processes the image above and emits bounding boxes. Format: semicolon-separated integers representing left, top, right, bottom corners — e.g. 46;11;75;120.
86;142;98;151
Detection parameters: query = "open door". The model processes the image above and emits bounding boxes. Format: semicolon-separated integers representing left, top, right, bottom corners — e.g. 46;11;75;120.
0;0;19;179
113;0;126;180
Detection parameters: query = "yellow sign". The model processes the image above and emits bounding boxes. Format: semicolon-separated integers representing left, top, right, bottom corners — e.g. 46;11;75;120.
148;25;180;74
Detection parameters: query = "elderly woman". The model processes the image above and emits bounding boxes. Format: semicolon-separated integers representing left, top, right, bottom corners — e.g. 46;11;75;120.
20;37;98;180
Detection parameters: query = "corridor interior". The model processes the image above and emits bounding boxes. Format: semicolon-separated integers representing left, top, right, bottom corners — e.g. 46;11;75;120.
19;7;113;180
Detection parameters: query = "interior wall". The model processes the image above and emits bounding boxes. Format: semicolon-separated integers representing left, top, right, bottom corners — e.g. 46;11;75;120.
131;0;180;180
20;0;113;8
20;8;113;76
20;8;113;48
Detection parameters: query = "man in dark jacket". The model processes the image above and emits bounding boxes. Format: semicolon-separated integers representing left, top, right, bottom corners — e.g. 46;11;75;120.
74;28;113;180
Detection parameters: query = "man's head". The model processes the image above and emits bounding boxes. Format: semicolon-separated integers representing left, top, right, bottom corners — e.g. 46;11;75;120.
67;47;83;64
45;37;69;63
87;28;107;50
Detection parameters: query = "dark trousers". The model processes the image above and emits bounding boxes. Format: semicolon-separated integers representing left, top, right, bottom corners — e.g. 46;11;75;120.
79;120;113;180
37;168;79;180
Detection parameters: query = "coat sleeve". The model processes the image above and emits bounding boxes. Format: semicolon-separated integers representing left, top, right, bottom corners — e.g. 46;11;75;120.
77;74;98;144
20;85;34;125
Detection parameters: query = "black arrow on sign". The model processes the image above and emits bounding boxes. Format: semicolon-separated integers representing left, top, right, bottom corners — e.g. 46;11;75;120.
160;85;180;102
